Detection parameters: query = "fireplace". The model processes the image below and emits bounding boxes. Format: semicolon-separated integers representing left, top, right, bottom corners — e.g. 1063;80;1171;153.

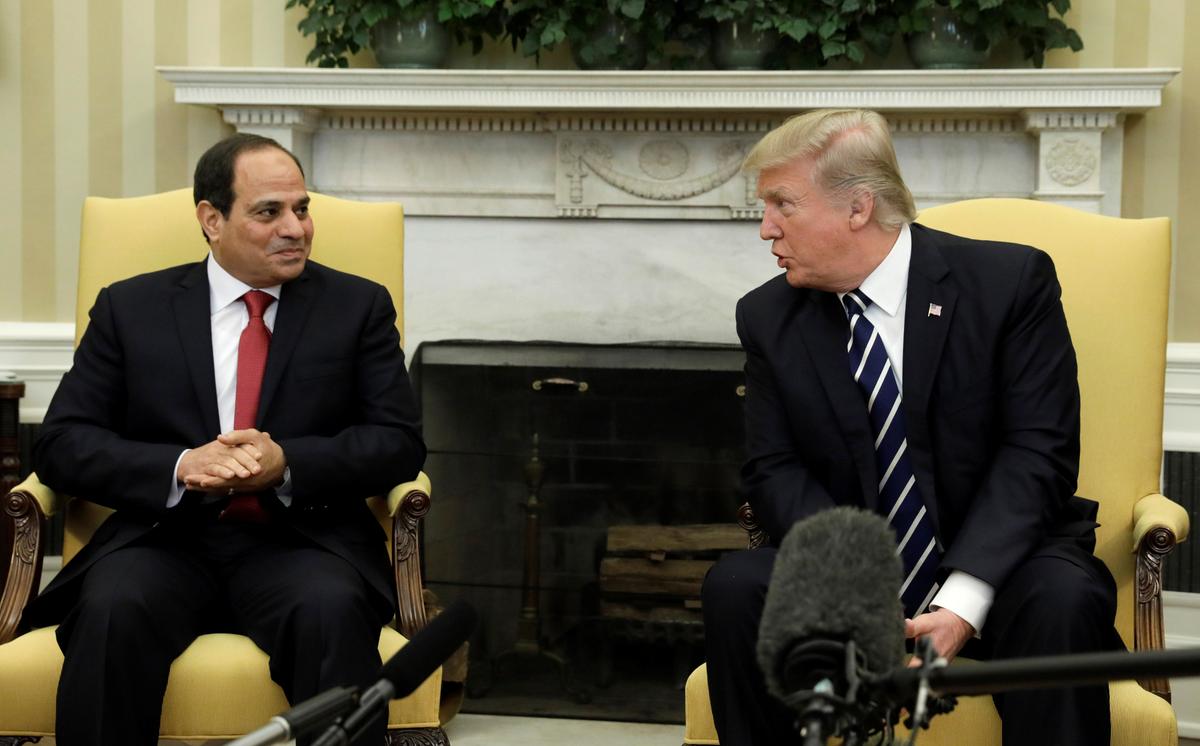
414;340;746;721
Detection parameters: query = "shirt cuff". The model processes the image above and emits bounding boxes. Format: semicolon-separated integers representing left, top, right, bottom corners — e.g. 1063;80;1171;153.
275;466;293;508
930;570;994;636
167;450;189;508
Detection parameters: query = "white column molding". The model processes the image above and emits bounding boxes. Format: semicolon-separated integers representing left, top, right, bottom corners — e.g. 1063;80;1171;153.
1023;110;1120;214
221;106;321;183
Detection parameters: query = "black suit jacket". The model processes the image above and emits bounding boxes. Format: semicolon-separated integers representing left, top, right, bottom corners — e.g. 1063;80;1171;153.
27;258;426;625
736;223;1093;591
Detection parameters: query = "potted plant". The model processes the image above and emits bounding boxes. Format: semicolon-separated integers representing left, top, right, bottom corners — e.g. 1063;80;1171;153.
900;0;1083;69
505;0;685;70
695;0;905;69
697;0;789;70
287;0;506;68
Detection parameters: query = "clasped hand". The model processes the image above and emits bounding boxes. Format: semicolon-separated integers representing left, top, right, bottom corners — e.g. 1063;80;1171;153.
177;429;287;493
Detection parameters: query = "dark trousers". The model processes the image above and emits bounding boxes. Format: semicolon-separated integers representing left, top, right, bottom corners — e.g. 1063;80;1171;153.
702;545;1121;746
52;517;392;746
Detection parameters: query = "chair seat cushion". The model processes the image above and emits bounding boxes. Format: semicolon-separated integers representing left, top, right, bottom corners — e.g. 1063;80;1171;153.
0;626;441;738
683;662;1177;746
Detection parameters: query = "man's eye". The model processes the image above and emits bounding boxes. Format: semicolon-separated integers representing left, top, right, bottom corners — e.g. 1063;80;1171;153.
260;208;278;217
295;206;309;216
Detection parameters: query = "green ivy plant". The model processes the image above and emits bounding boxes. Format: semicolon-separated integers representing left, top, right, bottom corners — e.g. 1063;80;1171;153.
505;0;685;68
899;0;1083;67
689;0;905;68
286;0;506;67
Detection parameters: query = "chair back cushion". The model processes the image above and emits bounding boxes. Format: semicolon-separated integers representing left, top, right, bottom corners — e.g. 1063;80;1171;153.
61;188;405;562
917;199;1170;648
76;187;405;343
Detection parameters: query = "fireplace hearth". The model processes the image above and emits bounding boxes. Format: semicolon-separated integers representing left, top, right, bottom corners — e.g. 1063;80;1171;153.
414;340;747;722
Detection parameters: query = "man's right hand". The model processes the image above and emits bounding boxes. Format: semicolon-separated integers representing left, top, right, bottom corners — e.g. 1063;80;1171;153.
177;438;263;492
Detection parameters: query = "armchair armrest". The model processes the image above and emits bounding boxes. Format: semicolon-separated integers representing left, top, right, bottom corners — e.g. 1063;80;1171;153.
1131;492;1190;701
387;471;433;519
2;473;56;644
387;471;433;639
1132;493;1190;551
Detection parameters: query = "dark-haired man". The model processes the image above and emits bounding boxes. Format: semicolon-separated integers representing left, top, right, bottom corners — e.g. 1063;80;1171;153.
25;134;425;745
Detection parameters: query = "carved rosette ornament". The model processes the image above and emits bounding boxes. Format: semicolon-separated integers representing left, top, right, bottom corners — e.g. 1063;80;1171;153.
638;140;689;180
580;141;744;201
1045;137;1097;187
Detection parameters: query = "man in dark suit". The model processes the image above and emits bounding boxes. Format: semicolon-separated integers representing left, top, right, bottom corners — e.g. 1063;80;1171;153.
702;109;1120;745
24;134;425;746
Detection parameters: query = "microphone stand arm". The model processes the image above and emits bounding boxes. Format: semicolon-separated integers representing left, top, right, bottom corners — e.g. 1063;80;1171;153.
877;646;1200;702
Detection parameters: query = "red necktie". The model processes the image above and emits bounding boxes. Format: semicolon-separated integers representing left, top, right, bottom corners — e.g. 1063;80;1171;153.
221;289;275;522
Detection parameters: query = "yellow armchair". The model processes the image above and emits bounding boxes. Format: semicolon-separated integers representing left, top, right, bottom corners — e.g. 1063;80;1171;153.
683;199;1190;745
0;189;449;744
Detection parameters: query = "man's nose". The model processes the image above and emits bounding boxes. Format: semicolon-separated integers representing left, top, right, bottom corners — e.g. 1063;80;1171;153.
277;210;304;238
760;215;781;241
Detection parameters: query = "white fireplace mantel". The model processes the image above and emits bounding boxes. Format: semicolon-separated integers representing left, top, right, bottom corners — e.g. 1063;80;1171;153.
160;67;1174;113
161;67;1177;219
154;65;1183;379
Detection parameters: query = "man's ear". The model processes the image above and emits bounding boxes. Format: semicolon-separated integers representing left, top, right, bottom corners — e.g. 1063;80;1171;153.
847;190;875;231
196;201;223;243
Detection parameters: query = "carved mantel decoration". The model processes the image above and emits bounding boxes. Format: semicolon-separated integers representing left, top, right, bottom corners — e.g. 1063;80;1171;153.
161;68;1177;219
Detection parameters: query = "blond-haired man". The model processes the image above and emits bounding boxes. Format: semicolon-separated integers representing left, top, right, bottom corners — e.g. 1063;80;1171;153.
702;110;1120;745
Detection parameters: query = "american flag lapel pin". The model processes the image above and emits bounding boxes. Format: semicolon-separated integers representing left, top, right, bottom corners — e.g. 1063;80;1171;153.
928;303;942;318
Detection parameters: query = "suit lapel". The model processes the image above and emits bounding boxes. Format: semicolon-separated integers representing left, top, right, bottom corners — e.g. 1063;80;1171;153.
172;261;221;438
258;267;318;425
902;226;957;533
796;291;880;509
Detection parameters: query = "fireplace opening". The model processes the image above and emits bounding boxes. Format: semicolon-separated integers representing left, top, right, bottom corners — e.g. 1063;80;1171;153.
413;340;748;722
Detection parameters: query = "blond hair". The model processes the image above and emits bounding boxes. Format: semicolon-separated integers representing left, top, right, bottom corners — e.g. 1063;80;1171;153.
743;109;916;229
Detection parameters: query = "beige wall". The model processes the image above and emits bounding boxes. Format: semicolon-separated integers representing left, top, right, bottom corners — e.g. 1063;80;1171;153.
1043;0;1197;340
0;0;311;324
2;0;1197;338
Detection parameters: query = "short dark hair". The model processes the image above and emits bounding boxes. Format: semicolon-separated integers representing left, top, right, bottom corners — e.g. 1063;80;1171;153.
193;134;305;242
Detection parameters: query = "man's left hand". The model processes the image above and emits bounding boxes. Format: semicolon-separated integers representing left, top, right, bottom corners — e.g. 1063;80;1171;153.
183;429;287;493
904;607;975;666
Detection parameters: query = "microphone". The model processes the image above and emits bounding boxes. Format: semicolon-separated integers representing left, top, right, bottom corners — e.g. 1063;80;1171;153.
756;507;907;741
312;599;478;746
227;686;358;746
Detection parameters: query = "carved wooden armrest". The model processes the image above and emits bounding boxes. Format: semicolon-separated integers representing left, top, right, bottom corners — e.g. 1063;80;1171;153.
2;474;57;644
1131;492;1190;701
736;502;769;549
385;471;433;639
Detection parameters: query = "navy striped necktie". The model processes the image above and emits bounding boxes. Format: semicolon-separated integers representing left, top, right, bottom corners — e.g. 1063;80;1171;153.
843;289;941;618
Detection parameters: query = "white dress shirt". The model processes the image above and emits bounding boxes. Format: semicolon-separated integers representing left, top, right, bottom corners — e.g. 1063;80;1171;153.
838;224;995;634
167;255;291;507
